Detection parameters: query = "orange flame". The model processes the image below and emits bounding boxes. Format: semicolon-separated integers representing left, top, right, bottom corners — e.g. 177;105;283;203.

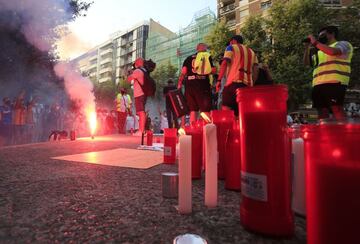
178;127;186;136
200;112;212;123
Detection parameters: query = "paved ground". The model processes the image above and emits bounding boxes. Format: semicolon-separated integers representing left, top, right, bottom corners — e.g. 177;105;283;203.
0;135;306;244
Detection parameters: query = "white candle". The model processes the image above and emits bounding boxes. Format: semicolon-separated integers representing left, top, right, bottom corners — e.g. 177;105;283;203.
204;124;218;208
292;137;305;216
178;135;192;214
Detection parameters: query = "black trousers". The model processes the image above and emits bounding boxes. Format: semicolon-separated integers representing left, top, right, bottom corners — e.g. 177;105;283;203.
166;103;179;129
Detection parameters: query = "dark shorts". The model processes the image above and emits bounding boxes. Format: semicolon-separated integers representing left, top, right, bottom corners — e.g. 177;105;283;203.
312;83;346;110
135;95;147;113
222;82;248;116
185;79;212;112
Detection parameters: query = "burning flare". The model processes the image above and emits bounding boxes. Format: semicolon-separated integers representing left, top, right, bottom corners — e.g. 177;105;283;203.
87;109;97;137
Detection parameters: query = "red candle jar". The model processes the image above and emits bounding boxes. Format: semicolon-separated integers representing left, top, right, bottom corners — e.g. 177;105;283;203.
225;128;241;190
70;130;76;141
163;128;177;164
237;85;294;237
146;130;153;146
211;110;235;179
303;122;360;244
185;125;203;179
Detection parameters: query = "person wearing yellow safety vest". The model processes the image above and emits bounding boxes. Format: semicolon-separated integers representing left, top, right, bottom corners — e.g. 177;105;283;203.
115;87;132;134
304;26;353;120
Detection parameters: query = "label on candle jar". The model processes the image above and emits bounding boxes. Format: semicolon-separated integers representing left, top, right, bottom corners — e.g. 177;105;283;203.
241;171;268;202
164;146;172;156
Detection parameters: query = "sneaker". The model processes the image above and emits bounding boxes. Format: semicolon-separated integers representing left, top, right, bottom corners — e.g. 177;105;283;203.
133;131;143;136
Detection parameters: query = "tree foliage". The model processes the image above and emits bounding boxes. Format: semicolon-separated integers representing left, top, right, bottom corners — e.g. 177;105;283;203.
204;21;233;63
151;61;178;100
241;0;360;111
93;80;117;109
240;15;270;55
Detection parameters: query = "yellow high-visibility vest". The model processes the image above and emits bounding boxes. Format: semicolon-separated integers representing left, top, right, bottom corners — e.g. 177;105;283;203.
313;41;353;87
116;93;131;112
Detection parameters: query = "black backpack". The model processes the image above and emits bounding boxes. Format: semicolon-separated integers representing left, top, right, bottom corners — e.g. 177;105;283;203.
138;67;156;97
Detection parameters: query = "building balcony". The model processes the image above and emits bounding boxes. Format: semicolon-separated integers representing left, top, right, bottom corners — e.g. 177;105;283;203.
87;63;97;70
121;37;133;46
319;0;342;7
120;48;134;56
98;77;112;83
219;0;235;5
89;55;97;61
226;19;237;28
100;57;112;65
219;3;236;15
100;48;113;56
89;71;97;78
99;67;112;74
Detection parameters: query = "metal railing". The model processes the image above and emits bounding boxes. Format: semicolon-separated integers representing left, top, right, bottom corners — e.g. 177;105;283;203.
220;3;236;15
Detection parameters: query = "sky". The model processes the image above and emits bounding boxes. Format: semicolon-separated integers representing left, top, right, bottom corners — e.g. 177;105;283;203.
57;0;217;60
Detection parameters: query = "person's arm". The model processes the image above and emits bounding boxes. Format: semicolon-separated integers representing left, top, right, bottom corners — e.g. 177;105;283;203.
177;66;187;89
308;35;342;56
251;55;260;86
303;43;311;66
216;59;228;92
29;96;38;107
216;45;234;91
263;65;273;83
209;56;217;74
252;64;259;86
127;69;144;85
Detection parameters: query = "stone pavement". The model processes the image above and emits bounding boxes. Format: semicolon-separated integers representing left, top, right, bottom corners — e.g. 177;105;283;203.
0;135;306;243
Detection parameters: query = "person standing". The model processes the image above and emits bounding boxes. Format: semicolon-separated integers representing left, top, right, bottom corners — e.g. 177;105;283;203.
163;79;178;128
254;63;274;86
304;26;353;120
127;58;148;136
25;97;37;143
178;43;216;123
13;91;27;144
115;87;132;134
0;98;13;145
217;35;259;116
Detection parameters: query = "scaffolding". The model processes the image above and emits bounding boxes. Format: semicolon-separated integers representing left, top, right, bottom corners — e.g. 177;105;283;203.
146;8;217;71
178;8;217;66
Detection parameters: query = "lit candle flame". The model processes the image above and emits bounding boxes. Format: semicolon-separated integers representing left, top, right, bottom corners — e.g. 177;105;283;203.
200;112;212;123
178;127;186;136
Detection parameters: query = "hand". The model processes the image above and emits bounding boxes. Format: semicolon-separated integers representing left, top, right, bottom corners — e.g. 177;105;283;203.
261;64;269;71
216;81;221;93
308;35;317;46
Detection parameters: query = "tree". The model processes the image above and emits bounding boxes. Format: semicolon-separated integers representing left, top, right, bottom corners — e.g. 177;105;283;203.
240;0;360;110
204;21;233;63
331;0;360;88
151;61;178;100
241;15;270;55
0;0;92;101
93;81;117;109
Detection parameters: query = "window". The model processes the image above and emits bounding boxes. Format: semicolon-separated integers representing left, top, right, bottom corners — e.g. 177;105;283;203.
260;0;272;10
319;0;341;5
137;26;143;39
